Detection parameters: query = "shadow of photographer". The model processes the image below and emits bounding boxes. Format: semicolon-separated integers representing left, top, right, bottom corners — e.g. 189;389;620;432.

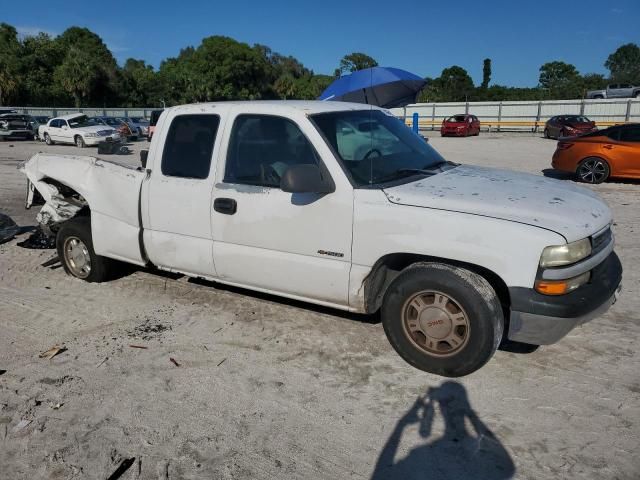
371;381;515;480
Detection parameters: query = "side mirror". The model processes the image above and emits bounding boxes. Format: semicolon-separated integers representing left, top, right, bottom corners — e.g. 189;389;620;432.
140;149;149;169
280;164;335;194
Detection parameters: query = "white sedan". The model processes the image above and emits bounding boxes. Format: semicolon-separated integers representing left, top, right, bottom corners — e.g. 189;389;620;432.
39;114;121;147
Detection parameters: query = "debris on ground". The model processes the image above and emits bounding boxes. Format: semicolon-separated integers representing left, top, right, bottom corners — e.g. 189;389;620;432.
106;457;136;480
0;369;6;376
50;403;63;410
129;345;148;349
169;357;180;367
217;358;227;367
39;346;67;360
128;318;172;341
95;357;108;368
0;212;20;244
17;226;56;249
12;419;31;433
41;255;60;267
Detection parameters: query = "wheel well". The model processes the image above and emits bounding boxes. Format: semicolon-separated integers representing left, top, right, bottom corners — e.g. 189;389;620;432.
38;177;91;226
363;253;510;315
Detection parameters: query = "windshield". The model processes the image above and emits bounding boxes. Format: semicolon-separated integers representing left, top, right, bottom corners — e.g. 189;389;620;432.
311;110;448;186
68;115;96;128
564;115;591;123
445;115;467;123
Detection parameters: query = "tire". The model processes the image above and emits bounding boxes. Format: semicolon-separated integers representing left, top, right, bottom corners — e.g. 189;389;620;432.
75;135;86;148
577;157;610;184
44;133;53;145
544;128;550;139
634;91;640;98
381;262;503;377
594;95;604;99
56;217;113;282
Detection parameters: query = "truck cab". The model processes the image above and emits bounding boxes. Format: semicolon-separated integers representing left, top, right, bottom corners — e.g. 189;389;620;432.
22;101;622;377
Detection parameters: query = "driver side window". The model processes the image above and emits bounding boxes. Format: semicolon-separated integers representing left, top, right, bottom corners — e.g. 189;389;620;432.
224;114;320;188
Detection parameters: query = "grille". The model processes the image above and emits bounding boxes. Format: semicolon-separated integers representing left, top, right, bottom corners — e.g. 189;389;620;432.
592;227;612;254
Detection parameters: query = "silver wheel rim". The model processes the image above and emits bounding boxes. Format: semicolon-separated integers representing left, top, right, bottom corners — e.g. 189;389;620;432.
45;134;50;145
63;236;91;278
401;290;470;358
578;158;607;183
76;136;83;147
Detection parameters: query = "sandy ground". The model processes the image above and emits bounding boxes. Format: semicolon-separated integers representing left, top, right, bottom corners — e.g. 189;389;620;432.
0;134;638;480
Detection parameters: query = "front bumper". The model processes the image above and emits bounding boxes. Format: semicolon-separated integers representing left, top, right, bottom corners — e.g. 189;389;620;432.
84;135;120;146
0;129;32;139
507;251;622;345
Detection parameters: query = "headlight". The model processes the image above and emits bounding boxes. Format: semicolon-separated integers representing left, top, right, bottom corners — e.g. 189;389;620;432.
539;238;592;268
84;133;97;138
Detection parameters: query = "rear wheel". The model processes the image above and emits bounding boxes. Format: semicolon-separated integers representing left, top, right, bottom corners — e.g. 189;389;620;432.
577;157;610;184
381;262;503;377
56;217;114;282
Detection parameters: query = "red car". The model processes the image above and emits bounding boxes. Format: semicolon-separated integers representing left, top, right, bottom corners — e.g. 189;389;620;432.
544;115;597;139
441;114;480;137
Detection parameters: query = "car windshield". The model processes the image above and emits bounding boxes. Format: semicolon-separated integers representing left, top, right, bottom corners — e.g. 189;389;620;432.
68;115;95;128
446;115;467;122
311;109;449;187
566;116;590;123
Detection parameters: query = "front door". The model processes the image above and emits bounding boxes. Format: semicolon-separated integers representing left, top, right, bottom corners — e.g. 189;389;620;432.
143;110;225;278
609;126;640;176
211;111;353;306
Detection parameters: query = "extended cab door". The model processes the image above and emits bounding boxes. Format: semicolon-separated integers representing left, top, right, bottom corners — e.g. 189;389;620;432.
142;108;227;278
210;109;353;307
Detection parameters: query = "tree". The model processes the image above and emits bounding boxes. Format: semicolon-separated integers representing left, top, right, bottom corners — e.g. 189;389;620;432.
19;33;66;105
0;23;21;105
121;58;160;107
274;74;296;99
538;61;581;98
54;46;100;107
339;52;378;73
481;58;491;89
605;43;640;84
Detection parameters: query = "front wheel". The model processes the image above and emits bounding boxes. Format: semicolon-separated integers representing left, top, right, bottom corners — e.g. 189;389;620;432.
44;133;53;145
56;217;114;282
577;157;610;184
381;262;503;377
75;135;86;148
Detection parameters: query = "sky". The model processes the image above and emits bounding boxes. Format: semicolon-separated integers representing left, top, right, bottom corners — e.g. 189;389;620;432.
3;0;640;87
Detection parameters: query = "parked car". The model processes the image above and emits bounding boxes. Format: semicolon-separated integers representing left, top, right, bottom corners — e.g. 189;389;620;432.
39;114;121;147
544;115;598;139
22;101;622;377
441;114;480;137
128;117;150;137
552;123;640;183
0;113;35;141
586;84;640;99
91;116;133;141
148;109;163;141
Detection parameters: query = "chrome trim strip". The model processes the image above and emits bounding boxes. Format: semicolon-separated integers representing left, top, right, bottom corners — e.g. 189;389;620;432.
542;236;614;280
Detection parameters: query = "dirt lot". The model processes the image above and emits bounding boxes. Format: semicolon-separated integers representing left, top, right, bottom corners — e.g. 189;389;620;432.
0;134;638;479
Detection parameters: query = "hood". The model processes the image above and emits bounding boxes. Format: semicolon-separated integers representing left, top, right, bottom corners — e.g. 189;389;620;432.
382;165;611;242
566;121;595;129
75;125;114;134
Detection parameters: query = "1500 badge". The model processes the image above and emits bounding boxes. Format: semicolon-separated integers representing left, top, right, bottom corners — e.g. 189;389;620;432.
317;250;344;258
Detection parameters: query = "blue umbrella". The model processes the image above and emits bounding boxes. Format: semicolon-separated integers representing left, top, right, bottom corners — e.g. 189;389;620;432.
318;67;426;108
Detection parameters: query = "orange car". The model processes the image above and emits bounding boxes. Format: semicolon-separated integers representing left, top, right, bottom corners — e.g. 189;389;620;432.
551;124;640;183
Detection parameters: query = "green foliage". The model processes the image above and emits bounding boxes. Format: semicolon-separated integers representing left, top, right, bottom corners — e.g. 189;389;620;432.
605;43;640;84
481;58;491;89
0;23;21;105
2;22;638;107
339;52;378;74
538;61;582;98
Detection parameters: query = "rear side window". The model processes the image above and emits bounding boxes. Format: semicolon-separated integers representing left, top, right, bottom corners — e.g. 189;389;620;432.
619;127;640;142
161;114;220;179
224;114;320;188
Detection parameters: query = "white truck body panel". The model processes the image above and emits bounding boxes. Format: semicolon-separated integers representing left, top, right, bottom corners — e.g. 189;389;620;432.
20;101;616;316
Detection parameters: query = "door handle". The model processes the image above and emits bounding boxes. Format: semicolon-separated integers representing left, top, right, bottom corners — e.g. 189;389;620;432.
603;144;614;149
214;197;237;215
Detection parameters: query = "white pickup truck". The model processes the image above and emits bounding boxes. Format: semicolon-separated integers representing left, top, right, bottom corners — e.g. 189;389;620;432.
21;101;622;377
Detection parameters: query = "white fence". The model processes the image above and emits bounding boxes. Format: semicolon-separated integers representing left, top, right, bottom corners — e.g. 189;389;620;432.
4;107;158;118
391;98;640;131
